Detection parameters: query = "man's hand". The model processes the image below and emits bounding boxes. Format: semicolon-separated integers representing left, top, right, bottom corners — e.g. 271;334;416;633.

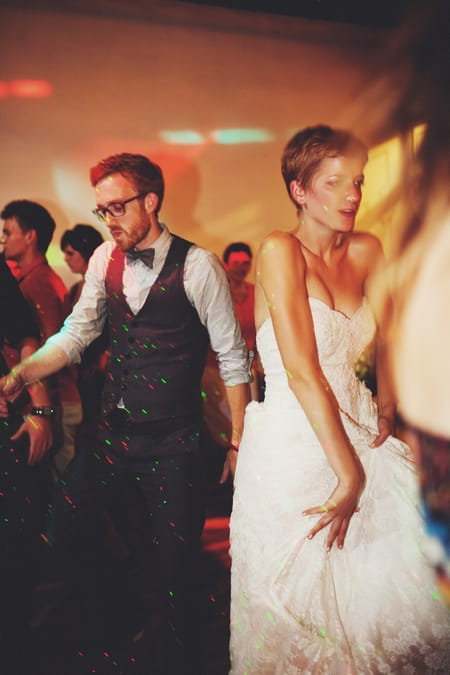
12;415;53;465
219;448;238;485
0;370;26;399
370;414;393;448
0;394;9;418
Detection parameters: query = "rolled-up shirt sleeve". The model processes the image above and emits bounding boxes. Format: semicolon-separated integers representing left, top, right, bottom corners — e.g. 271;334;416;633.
184;247;252;386
46;243;110;364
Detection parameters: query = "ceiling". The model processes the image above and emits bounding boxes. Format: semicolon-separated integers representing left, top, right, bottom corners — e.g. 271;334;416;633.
0;0;413;30
178;0;412;29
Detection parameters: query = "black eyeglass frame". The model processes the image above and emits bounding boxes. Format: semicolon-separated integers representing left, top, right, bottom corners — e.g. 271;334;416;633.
92;192;149;222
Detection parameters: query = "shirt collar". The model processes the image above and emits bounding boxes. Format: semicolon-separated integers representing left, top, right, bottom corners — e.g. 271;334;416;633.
153;222;171;250
16;255;48;283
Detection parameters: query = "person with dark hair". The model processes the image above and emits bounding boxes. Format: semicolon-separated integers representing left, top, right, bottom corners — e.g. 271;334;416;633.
222;241;252;264
0;257;53;674
61;223;104;283
1;199;56;254
229;124;449;672
0;153;251;674
61;223;104;305
222;242;256;363
202;241;260;476
1;200;82;479
60;224;108;428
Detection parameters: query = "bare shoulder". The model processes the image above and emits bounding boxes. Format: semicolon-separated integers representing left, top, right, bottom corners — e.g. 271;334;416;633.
254;230;307;328
349;230;383;256
348;231;384;272
256;229;304;266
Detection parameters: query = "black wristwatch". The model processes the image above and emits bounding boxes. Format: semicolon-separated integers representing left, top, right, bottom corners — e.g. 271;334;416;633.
30;406;55;418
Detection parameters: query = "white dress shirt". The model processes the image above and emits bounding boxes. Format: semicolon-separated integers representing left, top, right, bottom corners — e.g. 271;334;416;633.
49;224;251;386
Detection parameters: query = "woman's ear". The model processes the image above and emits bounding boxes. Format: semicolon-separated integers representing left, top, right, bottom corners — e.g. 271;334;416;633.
289;180;305;207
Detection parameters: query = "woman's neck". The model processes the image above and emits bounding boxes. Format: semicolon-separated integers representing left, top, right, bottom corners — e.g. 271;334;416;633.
294;223;347;262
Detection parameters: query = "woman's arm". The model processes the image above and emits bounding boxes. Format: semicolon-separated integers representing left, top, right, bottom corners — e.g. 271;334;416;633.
257;231;365;550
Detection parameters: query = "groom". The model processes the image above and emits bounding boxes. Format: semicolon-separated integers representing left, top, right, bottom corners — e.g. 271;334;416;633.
0;153;251;674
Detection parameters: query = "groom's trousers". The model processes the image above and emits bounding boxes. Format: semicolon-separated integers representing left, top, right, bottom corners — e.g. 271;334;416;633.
46;414;206;674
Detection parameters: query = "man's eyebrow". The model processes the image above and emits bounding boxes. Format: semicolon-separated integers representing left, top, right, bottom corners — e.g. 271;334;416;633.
96;198;122;208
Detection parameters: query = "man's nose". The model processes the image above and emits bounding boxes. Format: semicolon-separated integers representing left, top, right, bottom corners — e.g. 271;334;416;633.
105;212;119;225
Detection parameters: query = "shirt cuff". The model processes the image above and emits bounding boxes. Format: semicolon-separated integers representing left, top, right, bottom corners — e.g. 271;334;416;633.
218;349;253;386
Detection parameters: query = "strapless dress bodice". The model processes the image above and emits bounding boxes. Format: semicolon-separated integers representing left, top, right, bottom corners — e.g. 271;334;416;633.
258;297;376;419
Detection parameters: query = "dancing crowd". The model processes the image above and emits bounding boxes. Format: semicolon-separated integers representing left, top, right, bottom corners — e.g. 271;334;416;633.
0;1;449;673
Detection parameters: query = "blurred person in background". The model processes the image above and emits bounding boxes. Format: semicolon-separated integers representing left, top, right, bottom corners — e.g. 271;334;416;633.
201;242;261;487
1;200;82;480
61;223;108;431
223;242;263;401
0;257;53;674
356;0;450;602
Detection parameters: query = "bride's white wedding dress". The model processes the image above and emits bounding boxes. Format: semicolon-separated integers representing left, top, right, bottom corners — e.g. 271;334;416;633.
230;297;450;674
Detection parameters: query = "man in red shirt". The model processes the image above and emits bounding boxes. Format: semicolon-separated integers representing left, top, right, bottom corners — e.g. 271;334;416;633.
1;200;82;478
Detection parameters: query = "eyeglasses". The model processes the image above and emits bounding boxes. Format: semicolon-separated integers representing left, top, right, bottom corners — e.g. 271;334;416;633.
92;192;148;222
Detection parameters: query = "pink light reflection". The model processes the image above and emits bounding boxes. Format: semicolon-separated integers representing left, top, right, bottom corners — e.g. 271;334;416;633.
7;80;53;98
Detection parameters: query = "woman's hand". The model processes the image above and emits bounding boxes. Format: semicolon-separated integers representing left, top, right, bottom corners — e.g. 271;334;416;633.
370;414;393;447
303;468;365;551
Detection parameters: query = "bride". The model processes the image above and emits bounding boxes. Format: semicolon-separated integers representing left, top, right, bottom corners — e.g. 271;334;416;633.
229;125;450;674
